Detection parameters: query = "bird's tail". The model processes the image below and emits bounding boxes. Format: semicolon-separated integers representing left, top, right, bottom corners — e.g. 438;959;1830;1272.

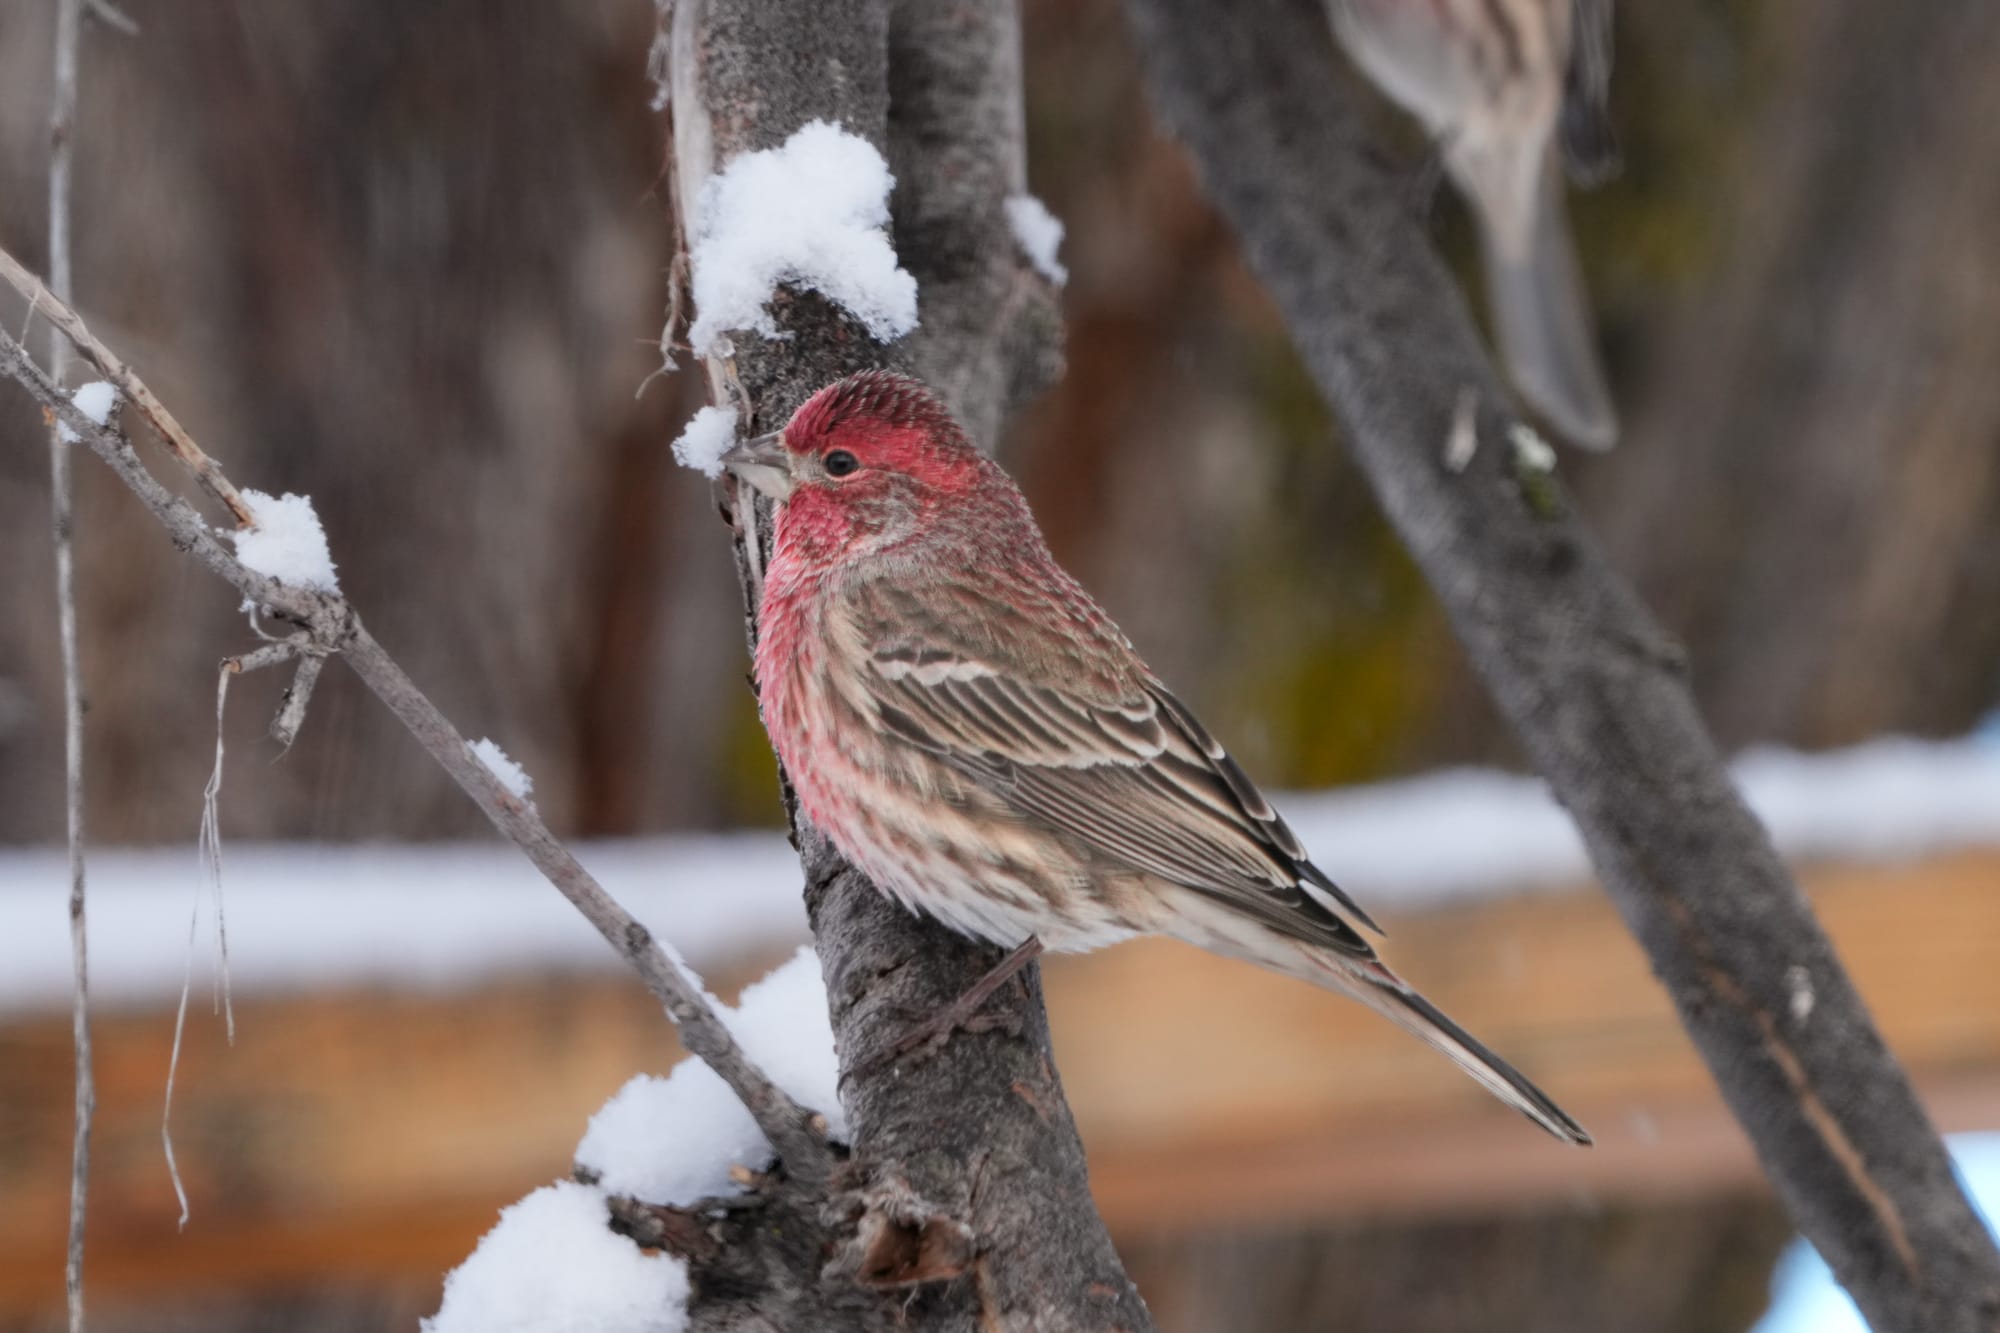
1307;950;1592;1145
1479;156;1619;451
1153;890;1589;1143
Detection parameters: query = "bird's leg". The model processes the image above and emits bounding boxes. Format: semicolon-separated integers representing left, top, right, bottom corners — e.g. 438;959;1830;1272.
860;936;1045;1073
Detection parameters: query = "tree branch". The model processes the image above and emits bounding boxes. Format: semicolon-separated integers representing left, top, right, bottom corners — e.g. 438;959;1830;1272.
1124;0;2000;1328
1;247;254;526
885;0;1064;447
45;1;94;1326
659;1;1151;1328
0;264;832;1190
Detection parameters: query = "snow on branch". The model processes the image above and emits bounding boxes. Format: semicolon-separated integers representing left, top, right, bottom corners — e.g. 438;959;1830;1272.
54;378;117;443
578;949;845;1199
1004;195;1068;288
227;490;342;595
686;119;919;356
425;1180;693;1333
470;737;535;805
670;404;738;479
430;949;841;1333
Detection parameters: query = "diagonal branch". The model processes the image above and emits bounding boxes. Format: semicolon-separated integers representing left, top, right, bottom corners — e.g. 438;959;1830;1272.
0;261;832;1188
1125;0;2000;1328
2;247;253;526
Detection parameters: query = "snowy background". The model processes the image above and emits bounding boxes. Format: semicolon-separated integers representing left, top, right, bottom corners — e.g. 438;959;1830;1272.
3;734;1995;1014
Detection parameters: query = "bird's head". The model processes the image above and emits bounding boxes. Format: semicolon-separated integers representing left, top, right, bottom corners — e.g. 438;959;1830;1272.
722;370;1010;562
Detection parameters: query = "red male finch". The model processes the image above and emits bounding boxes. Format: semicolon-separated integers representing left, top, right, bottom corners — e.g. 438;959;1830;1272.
1328;0;1621;449
724;371;1589;1144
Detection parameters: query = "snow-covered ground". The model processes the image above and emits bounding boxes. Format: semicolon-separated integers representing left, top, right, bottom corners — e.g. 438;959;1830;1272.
2;733;1997;1014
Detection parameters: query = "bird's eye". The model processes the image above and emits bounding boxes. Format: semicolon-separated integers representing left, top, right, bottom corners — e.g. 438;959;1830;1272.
823;449;861;478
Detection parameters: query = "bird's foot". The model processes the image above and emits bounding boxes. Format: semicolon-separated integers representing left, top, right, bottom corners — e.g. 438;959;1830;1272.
855;936;1044;1076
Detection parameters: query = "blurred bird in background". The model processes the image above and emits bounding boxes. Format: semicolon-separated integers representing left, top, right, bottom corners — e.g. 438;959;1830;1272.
1329;0;1621;449
726;371;1591;1143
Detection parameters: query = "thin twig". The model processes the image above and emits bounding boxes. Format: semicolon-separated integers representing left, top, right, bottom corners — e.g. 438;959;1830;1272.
1;247;254;526
163;658;245;1227
0;274;832;1184
270;650;326;750
164;646;285;1226
46;0;93;1325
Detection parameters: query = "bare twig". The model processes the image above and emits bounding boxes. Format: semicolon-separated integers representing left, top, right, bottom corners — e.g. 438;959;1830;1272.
164;644;292;1226
45;0;93;1324
1;247;254;526
269;650;326;751
163;654;257;1227
0;261;832;1186
606;1195;724;1263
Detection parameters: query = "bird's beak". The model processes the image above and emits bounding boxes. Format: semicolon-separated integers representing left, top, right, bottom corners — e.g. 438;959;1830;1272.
720;430;794;501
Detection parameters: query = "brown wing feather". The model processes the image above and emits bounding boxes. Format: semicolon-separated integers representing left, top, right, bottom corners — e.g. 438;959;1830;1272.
844;574;1382;957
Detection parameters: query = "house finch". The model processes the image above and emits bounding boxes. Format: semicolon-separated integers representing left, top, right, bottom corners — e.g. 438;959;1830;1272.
725;371;1589;1143
1328;0;1620;450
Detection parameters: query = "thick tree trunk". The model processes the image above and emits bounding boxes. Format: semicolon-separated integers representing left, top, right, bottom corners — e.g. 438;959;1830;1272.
657;2;1147;1329
1123;0;2000;1328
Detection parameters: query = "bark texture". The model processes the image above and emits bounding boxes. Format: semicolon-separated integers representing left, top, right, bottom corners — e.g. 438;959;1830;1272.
659;2;1147;1329
1123;0;2000;1329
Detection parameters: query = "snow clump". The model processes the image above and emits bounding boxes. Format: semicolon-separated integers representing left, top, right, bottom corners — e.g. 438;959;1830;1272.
686;119;918;356
670;405;739;479
1005;194;1069;287
227;490;341;594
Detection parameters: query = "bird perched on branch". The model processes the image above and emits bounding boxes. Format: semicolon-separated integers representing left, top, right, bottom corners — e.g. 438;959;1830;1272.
723;370;1589;1143
1328;0;1620;449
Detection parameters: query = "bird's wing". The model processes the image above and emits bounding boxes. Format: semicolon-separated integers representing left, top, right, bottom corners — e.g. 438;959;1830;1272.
844;575;1382;957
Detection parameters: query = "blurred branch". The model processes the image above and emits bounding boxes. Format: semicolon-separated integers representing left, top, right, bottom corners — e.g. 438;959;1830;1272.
655;1;1143;1328
1125;0;2000;1328
44;0;93;1325
885;0;1064;446
82;0;136;36
0;255;832;1190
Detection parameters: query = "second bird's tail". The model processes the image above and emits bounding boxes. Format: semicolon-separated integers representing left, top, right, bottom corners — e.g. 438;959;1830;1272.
1479;156;1619;452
